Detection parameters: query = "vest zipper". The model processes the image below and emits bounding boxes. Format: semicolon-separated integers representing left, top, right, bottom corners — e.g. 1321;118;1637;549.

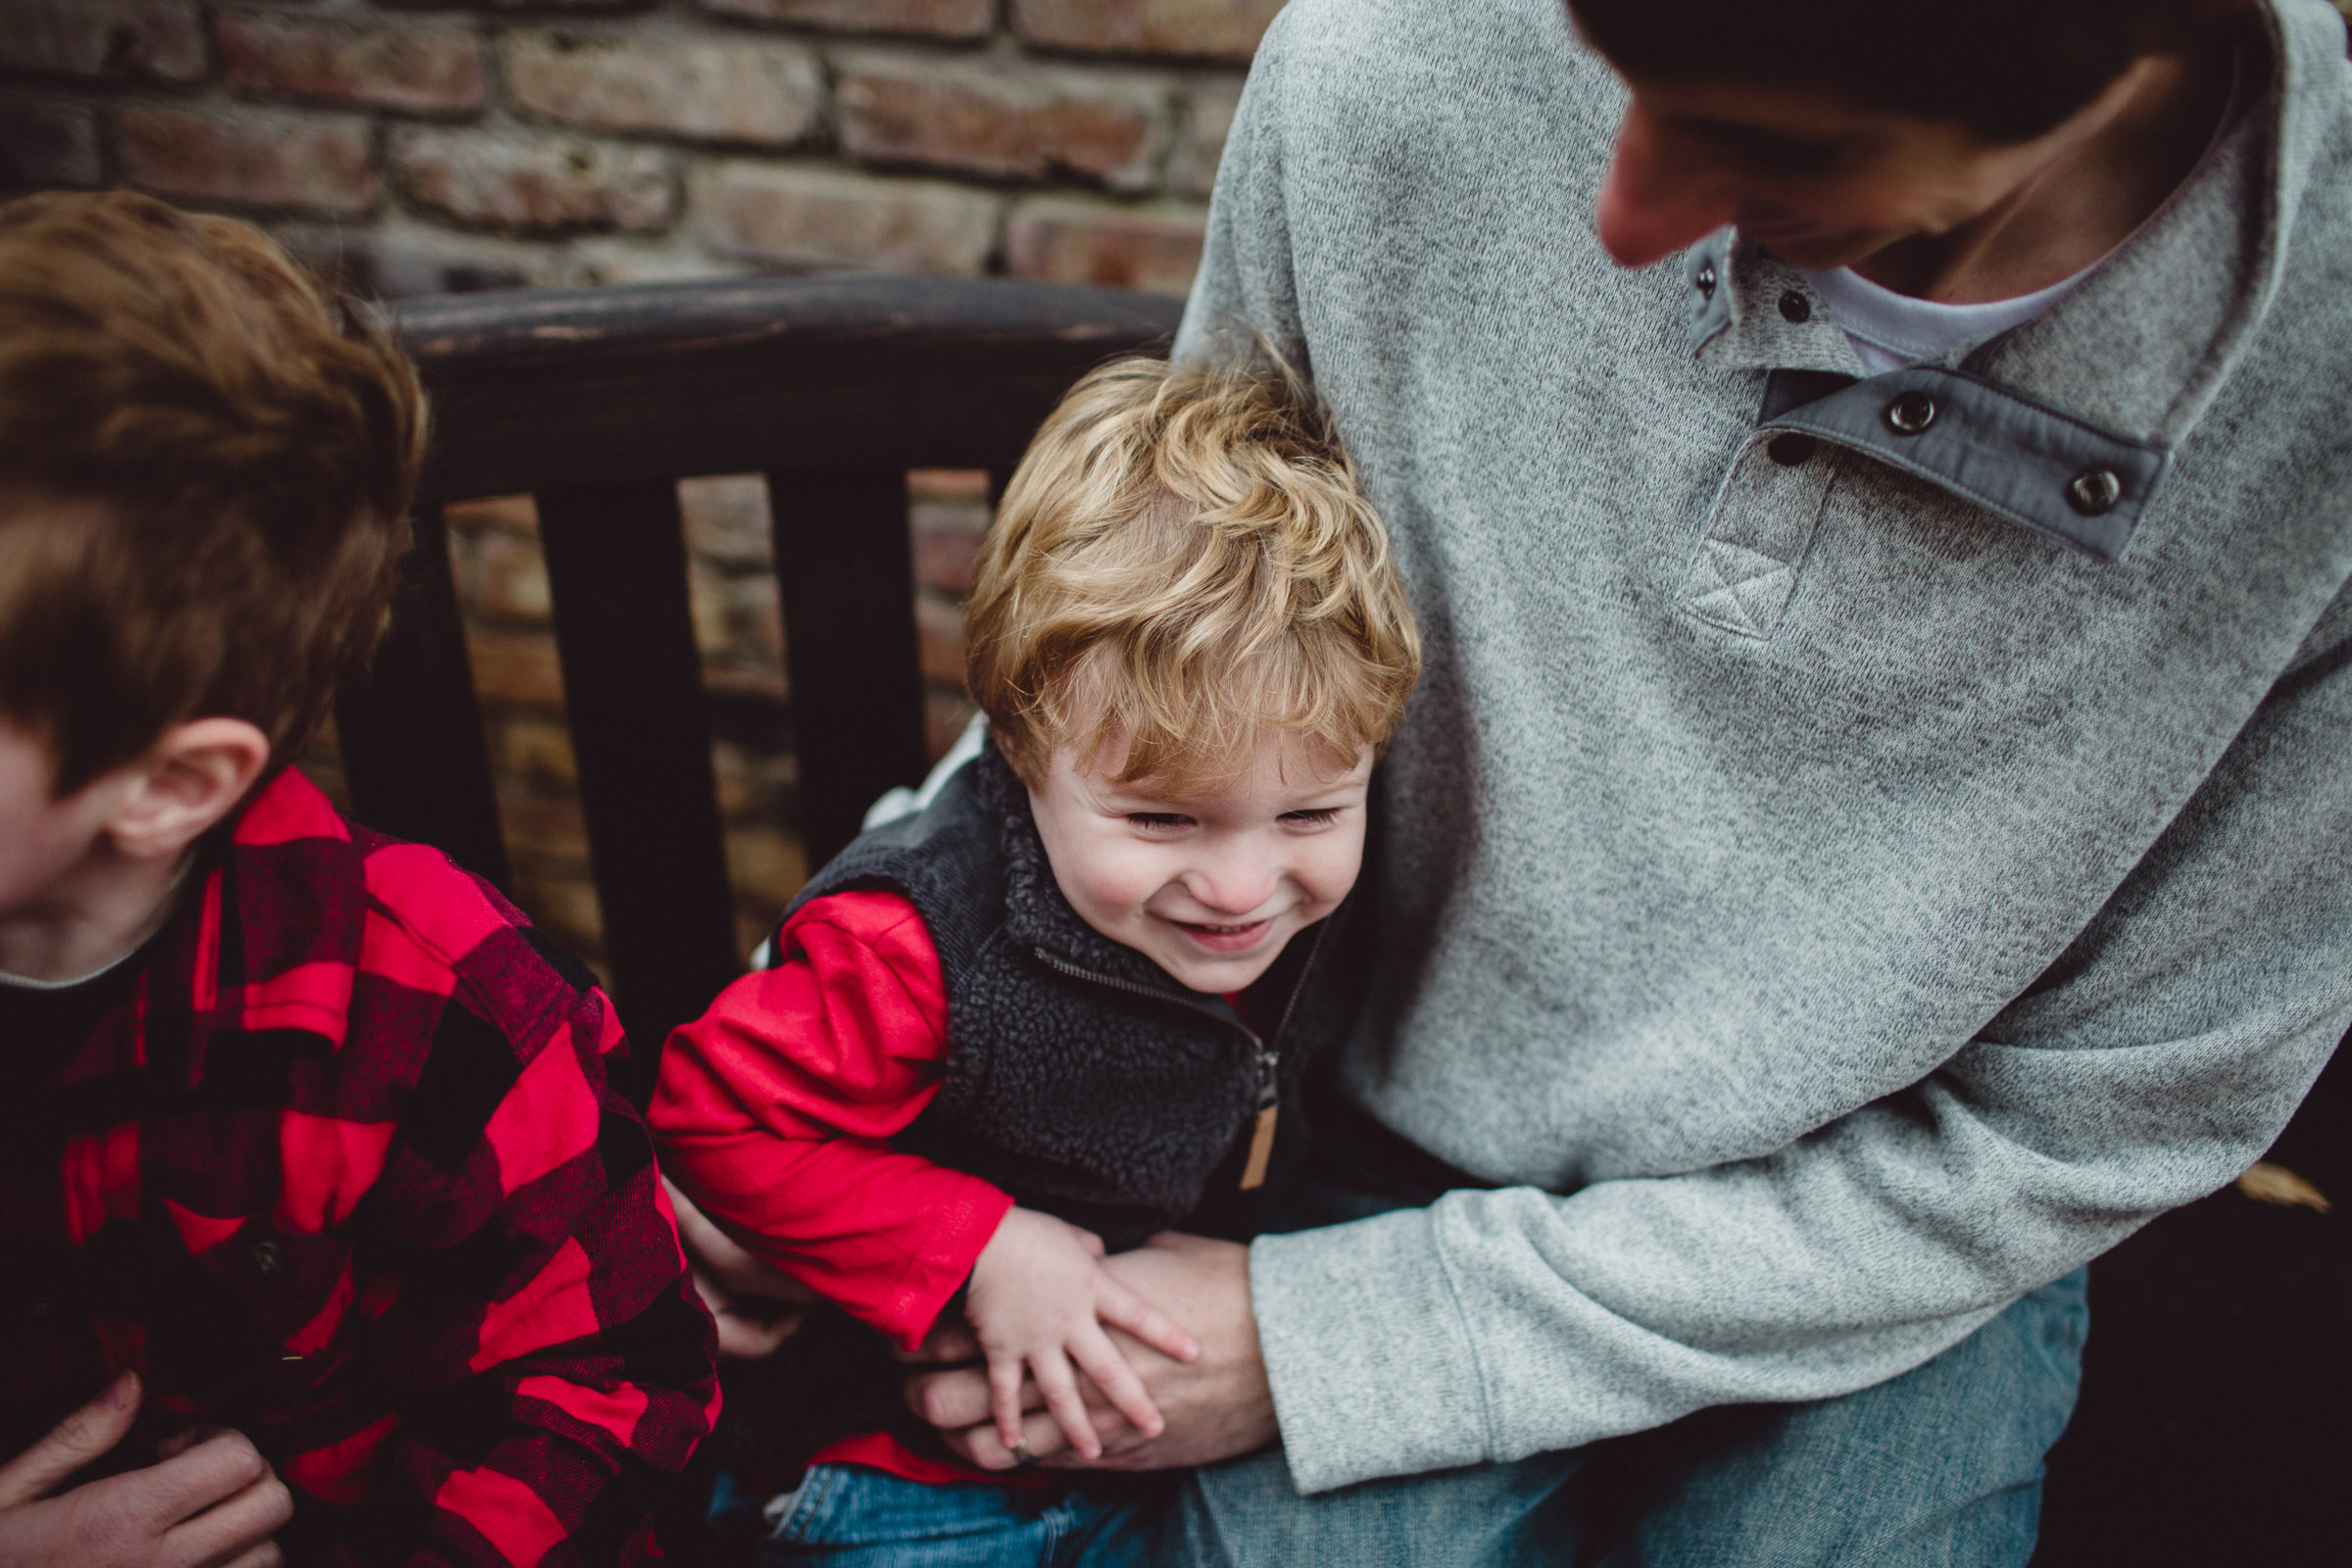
1030;921;1328;1190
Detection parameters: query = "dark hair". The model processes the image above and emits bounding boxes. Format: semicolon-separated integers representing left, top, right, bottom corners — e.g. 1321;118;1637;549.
0;190;424;793
1569;0;2248;143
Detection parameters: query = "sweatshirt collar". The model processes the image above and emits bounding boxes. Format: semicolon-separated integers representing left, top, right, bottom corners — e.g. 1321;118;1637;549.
1681;0;2328;560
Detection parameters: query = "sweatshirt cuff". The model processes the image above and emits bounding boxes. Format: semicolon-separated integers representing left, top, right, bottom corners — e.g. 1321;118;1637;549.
1248;1203;1493;1494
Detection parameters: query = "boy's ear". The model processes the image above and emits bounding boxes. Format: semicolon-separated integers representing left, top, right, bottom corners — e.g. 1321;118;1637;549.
105;718;271;861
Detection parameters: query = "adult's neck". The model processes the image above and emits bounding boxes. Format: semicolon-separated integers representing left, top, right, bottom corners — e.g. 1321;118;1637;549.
1850;42;2240;303
0;846;191;985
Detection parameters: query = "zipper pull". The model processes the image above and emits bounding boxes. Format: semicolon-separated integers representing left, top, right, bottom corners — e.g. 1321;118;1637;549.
1240;1049;1279;1191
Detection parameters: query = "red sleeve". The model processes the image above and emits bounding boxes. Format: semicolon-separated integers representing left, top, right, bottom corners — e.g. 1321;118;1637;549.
648;890;1012;1349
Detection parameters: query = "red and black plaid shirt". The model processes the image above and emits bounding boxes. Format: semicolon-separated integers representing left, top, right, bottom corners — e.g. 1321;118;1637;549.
0;769;718;1565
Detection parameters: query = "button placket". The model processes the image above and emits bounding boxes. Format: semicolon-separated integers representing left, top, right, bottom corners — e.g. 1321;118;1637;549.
1678;433;1841;640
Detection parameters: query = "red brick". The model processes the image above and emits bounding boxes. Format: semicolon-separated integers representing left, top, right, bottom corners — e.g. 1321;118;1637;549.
908;468;991;501
693;162;999;275
711;739;793;821
455;526;553;625
915;594;965;686
119;106;379;217
392;126;675;234
910;496;988;598
1169;80;1240;197
689;560;786;682
0;99;101;188
1005;196;1203;296
497;787;590;861
1012;0;1287;61
444;494;541;541
499;715;581;790
466;627;568;707
377;0;634;11
507;865;604;961
835;53;1165;192
725;824;808;907
217;12;487;117
0;0;204;85
679;475;775;567
694;0;993;40
510;31;821;147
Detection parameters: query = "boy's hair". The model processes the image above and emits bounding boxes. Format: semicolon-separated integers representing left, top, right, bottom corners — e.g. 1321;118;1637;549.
1570;0;2250;144
0;190;423;795
967;353;1420;790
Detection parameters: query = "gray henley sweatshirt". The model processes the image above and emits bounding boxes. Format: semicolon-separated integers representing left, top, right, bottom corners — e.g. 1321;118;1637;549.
1177;0;2352;1494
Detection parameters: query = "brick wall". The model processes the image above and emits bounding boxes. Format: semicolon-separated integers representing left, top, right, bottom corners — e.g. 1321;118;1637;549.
0;0;1273;971
0;0;1265;294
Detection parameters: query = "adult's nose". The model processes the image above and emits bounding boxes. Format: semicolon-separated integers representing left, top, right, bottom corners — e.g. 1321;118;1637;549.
1593;101;1736;269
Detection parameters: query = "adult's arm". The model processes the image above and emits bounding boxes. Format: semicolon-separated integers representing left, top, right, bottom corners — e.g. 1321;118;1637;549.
1171;8;2352;1496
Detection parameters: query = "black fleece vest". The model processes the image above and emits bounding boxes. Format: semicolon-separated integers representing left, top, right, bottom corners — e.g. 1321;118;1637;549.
789;740;1344;1250
714;742;1350;1481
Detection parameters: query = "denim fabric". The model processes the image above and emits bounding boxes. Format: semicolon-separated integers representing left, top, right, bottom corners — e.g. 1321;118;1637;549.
1154;1271;2085;1568
1146;1152;2089;1567
715;1464;1172;1568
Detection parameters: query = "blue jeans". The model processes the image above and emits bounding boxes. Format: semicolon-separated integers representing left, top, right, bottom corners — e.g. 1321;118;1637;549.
1140;1134;2092;1568
713;1461;1172;1568
722;1138;2087;1567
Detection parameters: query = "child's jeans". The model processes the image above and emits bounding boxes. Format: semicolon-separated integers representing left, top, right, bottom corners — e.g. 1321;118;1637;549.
711;1461;1173;1567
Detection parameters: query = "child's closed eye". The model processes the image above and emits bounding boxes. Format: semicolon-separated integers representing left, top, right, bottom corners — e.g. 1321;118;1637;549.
1281;808;1341;827
1126;812;1192;832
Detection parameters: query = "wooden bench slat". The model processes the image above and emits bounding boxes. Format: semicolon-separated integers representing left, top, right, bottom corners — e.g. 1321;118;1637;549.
769;468;931;870
394;275;1183;502
535;479;741;1065
334;502;511;889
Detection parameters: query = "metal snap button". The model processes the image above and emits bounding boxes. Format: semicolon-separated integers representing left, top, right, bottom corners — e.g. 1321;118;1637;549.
251;1241;287;1278
1767;432;1818;466
2067;468;2123;515
1778;291;1811;323
1695;263;1717;299
1885;391;1936;434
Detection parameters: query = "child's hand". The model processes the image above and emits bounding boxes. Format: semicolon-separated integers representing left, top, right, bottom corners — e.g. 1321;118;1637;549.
962;1207;1200;1461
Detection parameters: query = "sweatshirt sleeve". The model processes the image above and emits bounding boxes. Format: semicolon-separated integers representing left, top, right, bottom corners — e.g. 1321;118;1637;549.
1173;1;1305;374
1250;594;2352;1492
648;890;1012;1349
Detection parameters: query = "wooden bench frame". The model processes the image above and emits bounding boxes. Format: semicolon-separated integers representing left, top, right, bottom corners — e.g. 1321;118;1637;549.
338;274;1183;1060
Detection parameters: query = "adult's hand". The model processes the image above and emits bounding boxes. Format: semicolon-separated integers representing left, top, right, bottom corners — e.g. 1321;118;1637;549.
0;1372;293;1568
663;1174;821;1360
906;1232;1277;1472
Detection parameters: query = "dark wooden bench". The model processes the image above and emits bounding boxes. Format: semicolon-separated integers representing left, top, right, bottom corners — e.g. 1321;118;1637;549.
340;274;2342;1567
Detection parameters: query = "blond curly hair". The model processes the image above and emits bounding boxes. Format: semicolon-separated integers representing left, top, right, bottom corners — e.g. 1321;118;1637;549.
967;353;1419;790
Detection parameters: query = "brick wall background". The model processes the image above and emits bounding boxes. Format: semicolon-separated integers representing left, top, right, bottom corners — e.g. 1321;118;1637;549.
0;0;1276;970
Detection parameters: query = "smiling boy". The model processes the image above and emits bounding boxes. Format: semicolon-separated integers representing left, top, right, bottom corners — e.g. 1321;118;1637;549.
648;354;1418;1565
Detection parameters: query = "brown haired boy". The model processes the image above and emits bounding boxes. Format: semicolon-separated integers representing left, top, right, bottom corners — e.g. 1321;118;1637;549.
649;354;1418;1564
0;191;716;1565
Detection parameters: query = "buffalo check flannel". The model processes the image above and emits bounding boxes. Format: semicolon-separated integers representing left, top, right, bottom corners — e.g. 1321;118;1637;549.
0;768;719;1565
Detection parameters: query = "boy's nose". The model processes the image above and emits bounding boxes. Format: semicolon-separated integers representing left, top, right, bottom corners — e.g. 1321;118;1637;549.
1181;848;1278;917
1593;102;1737;269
